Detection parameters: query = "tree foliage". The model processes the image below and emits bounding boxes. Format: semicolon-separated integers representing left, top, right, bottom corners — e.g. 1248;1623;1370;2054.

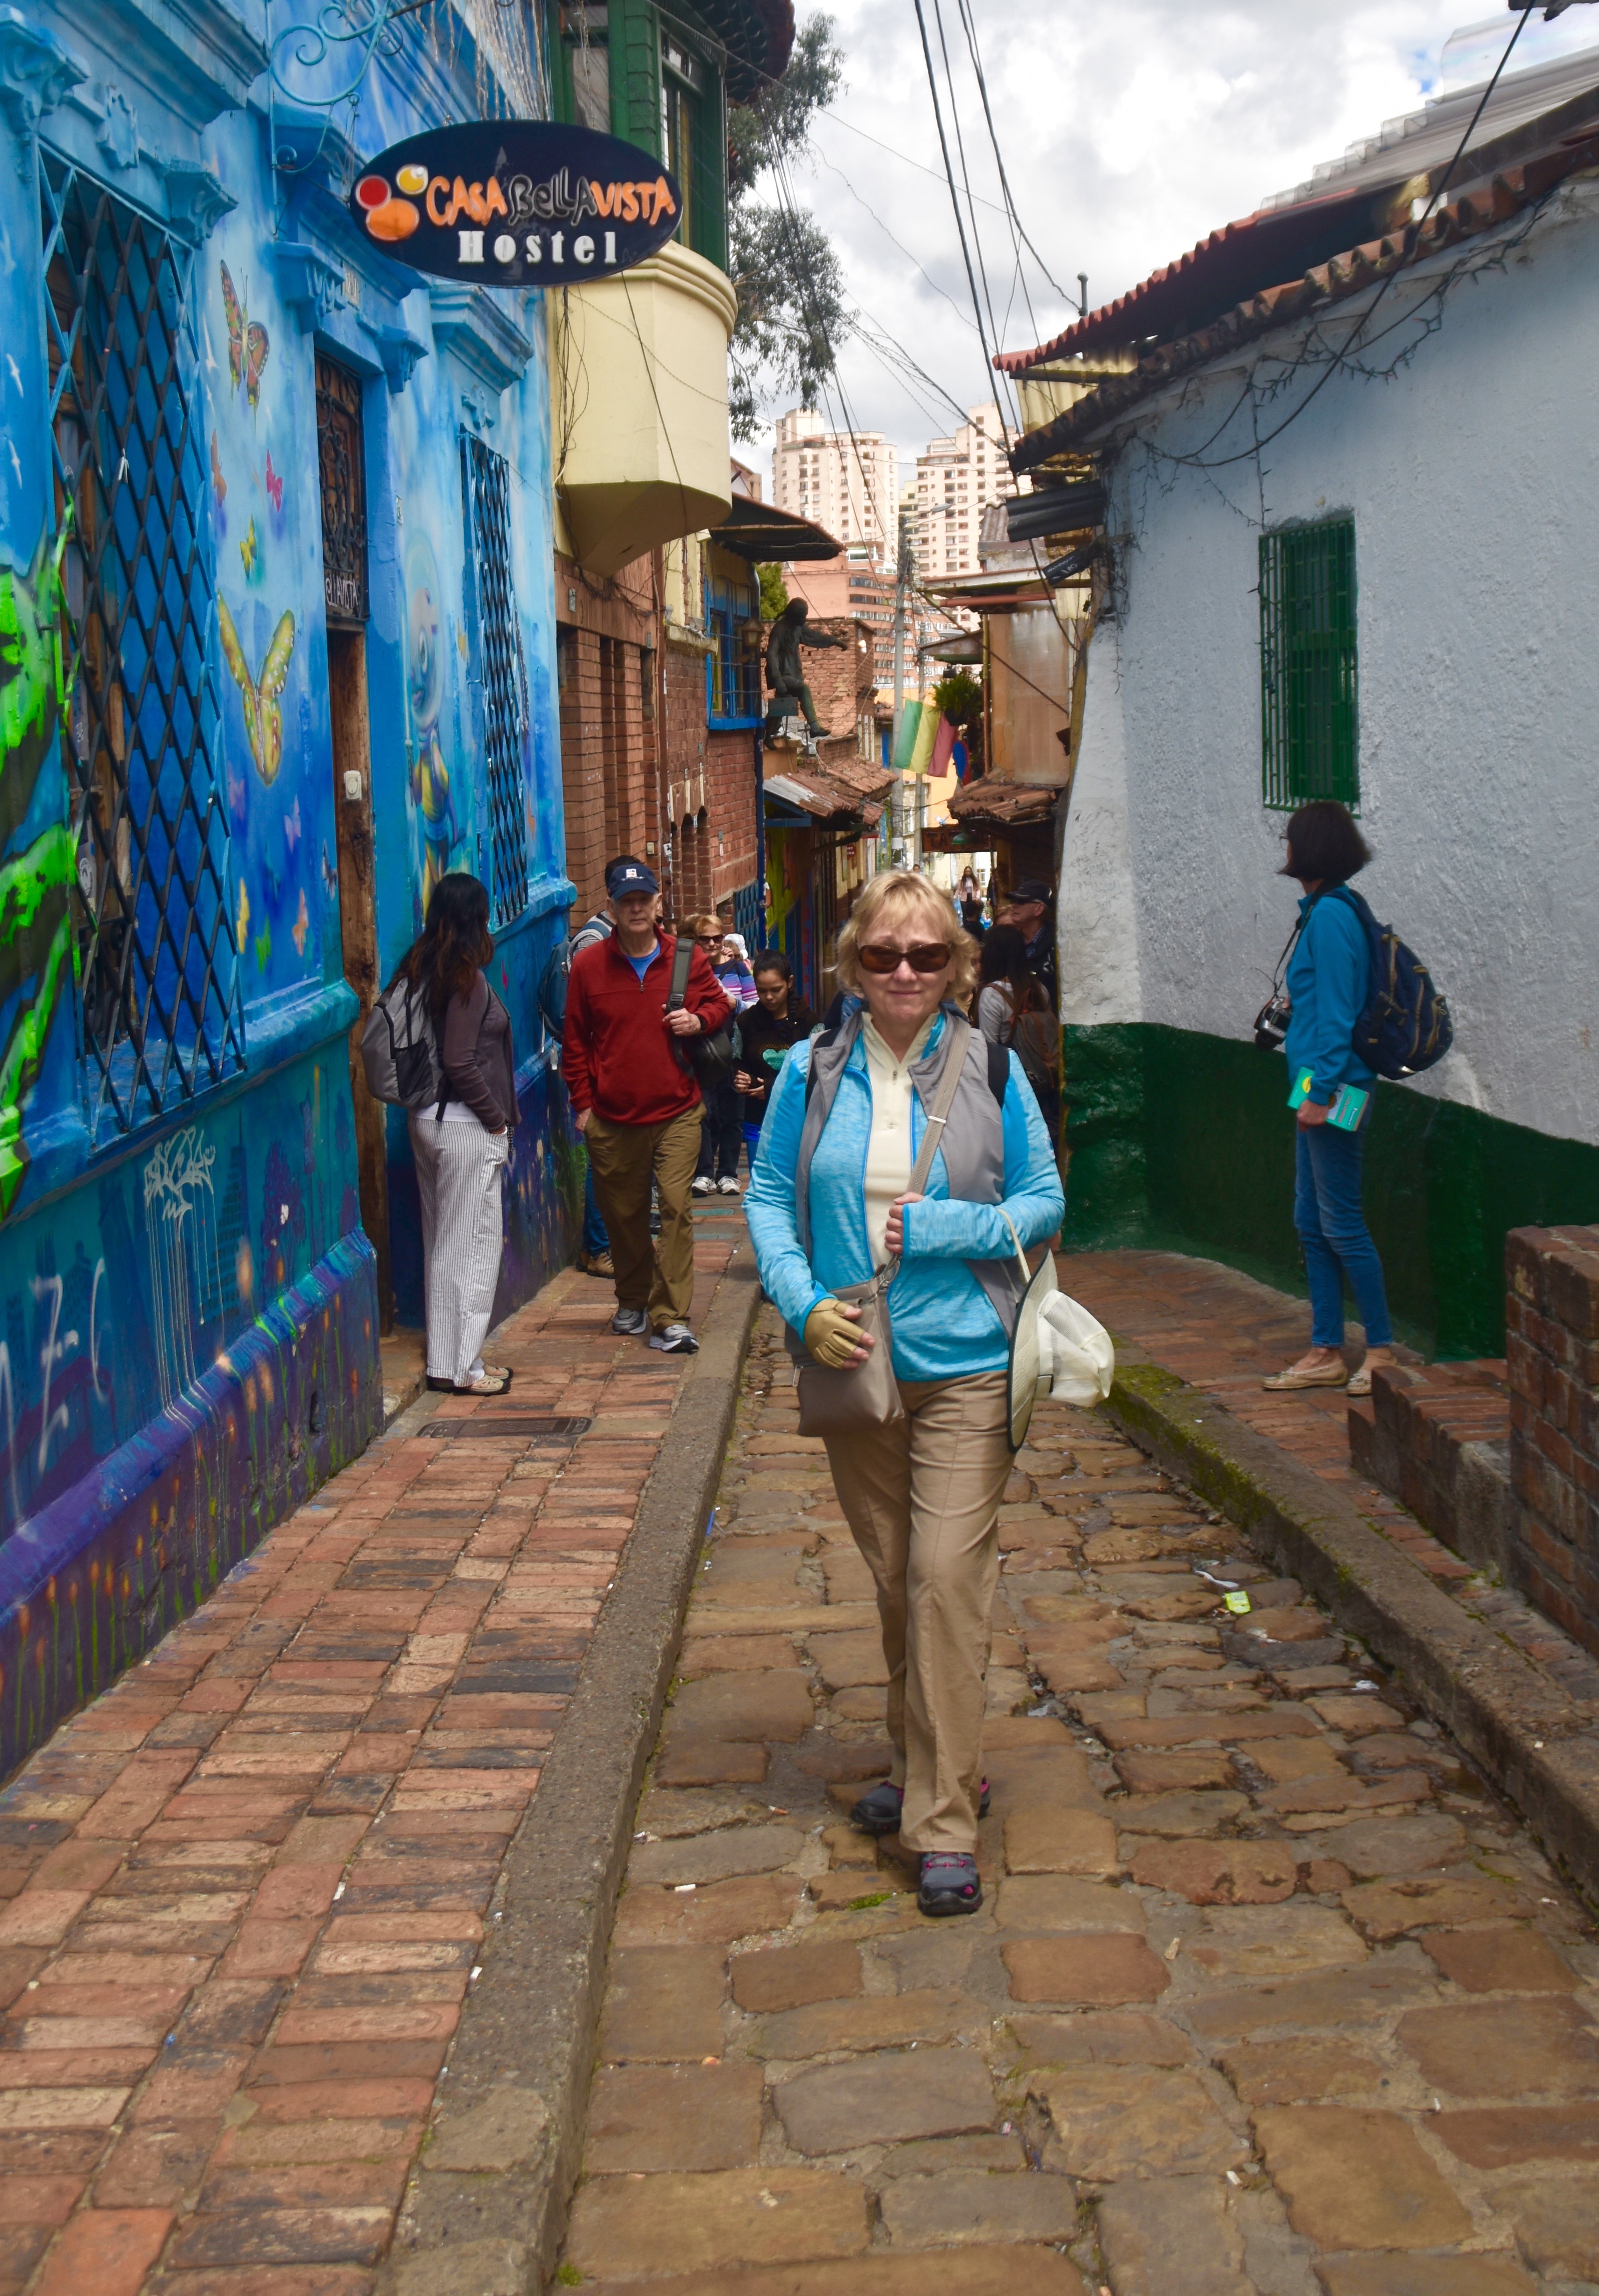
757;563;790;620
727;15;849;443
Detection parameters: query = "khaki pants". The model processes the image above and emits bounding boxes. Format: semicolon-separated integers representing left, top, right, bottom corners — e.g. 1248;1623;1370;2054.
584;1104;702;1331
823;1371;1011;1853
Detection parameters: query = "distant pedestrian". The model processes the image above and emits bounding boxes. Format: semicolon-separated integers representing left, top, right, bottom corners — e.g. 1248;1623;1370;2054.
563;864;728;1352
716;894;751;965
569;854;646;1280
685;914;748;1196
399;873;516;1397
957;869;986;937
1262;800;1396;1399
976;924;1060;1147
734;952;816;1139
996;877;1057;1011
745;869;1063;1916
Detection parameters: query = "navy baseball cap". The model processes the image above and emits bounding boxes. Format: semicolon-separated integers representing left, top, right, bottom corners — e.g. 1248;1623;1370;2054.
608;861;658;896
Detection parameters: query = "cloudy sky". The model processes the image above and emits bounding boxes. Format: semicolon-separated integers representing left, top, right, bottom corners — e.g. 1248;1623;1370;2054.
746;1;1598;484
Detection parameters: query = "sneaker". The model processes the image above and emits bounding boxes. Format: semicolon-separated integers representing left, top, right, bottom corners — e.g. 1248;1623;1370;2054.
716;1175;741;1195
611;1307;648;1337
577;1249;614;1279
649;1322;699;1353
852;1778;989;1837
918;1852;982;1918
691;1176;714;1197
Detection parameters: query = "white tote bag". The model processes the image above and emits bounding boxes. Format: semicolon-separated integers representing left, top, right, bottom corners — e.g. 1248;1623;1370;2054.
999;1215;1115;1444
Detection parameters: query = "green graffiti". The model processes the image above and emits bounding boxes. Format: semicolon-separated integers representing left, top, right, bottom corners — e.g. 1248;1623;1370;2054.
0;525;76;1219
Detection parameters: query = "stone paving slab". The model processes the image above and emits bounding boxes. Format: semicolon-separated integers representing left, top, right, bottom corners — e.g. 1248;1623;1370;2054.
0;1241;742;2293
556;1293;1599;2296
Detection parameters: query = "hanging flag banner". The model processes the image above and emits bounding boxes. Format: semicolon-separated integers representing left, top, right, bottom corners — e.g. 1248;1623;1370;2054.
890;699;923;775
348;122;682;289
929;714;958;780
907;701;940;777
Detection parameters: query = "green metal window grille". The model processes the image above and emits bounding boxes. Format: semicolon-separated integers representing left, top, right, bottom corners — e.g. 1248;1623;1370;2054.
1259;518;1359;811
43;153;244;1142
461;433;532;927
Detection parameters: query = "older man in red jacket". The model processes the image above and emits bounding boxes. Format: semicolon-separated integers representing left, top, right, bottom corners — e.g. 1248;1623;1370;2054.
562;863;729;1352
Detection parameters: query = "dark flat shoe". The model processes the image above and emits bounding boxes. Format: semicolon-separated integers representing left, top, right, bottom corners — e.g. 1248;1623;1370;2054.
850;1777;990;1836
918;1852;982;1917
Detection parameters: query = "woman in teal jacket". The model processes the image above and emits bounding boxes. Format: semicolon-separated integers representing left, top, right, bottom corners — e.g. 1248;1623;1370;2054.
746;870;1063;1918
1264;800;1395;1399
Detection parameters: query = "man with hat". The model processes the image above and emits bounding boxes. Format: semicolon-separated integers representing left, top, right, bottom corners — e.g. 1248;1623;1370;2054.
998;877;1058;1011
562;862;728;1352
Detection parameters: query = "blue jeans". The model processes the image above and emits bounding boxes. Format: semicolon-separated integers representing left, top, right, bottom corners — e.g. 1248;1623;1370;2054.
1294;1119;1393;1349
582;1160;609;1256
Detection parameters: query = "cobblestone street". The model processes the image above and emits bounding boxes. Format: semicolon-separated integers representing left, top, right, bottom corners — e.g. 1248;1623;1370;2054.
561;1300;1599;2295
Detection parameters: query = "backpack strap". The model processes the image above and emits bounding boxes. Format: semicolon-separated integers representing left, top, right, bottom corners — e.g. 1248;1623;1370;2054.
986;1040;1009;1106
804;1025;843;1110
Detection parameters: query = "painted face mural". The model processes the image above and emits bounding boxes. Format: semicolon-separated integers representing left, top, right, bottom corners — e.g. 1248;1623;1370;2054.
0;526;75;1217
404;531;461;903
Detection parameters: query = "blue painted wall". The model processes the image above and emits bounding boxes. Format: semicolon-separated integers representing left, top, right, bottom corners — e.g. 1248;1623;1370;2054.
0;0;574;1769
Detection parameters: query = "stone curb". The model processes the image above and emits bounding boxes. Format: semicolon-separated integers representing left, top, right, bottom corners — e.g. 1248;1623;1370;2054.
1102;1351;1599;1916
379;1252;763;2296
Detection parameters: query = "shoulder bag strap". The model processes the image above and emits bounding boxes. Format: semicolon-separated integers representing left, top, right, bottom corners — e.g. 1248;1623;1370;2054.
667;936;692;1010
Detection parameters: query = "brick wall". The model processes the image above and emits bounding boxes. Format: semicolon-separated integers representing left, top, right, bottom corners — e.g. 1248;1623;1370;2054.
801;618;875;745
706;728;756;904
1506;1224;1599;1654
554;552;660;923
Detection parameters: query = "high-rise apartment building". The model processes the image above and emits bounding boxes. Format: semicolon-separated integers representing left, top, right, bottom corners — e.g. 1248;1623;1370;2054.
915;403;1015;582
773;409;898;561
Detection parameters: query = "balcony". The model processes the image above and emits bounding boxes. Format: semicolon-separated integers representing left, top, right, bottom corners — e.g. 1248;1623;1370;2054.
551;240;738;578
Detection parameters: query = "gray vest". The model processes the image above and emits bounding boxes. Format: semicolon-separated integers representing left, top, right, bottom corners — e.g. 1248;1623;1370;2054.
793;1005;1022;1341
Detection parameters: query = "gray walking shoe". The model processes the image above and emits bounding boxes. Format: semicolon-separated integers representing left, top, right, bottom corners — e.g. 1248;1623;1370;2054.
649;1322;698;1353
611;1307;648;1336
918;1852;982;1917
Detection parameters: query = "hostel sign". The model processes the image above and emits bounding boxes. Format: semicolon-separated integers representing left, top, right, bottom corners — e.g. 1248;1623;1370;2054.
349;122;683;288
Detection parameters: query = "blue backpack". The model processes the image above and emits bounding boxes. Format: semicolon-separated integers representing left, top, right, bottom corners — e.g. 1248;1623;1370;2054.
1324;885;1453;1079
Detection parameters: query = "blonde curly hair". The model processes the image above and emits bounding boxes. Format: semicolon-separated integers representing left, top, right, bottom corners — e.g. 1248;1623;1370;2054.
835;870;977;1004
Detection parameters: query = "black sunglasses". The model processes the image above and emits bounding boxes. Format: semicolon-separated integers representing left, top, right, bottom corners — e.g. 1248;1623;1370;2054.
857;941;953;976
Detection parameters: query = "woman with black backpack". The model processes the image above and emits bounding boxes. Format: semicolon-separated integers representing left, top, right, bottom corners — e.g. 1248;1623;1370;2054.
1262;801;1395;1400
398;873;517;1397
975;925;1059;1148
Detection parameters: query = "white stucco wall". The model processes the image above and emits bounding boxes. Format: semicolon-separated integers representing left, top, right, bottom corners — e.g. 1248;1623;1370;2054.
1065;178;1599;1147
1058;623;1142;1027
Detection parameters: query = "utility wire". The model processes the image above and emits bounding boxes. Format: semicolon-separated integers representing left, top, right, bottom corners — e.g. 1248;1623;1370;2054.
951;0;1069;307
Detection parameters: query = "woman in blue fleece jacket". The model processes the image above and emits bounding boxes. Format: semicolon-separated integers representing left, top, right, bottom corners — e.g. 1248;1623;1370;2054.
1264;801;1396;1400
746;871;1063;1918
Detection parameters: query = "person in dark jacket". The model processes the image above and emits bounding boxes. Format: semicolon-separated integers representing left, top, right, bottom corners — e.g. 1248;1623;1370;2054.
734;952;816;1136
1262;800;1396;1400
399;873;518;1396
995;878;1057;1011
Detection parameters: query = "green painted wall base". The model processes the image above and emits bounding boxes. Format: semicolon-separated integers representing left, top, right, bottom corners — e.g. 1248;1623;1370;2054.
1062;1024;1599;1359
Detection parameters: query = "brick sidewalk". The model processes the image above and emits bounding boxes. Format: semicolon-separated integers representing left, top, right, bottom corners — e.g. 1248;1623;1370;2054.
0;1237;736;2295
1064;1250;1599;1715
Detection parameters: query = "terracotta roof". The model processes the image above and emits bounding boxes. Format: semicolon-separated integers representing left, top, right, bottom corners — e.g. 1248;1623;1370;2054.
1011;130;1599;472
947;779;1058;827
764;746;890;826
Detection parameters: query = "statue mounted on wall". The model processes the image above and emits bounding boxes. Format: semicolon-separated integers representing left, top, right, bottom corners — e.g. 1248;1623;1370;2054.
764;599;846;740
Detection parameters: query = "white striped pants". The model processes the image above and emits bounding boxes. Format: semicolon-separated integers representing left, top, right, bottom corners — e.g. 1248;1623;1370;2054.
409;1115;509;1386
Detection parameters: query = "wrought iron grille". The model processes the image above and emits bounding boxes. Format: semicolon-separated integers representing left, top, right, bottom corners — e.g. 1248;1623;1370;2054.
1259;518;1359;811
42;153;244;1139
462;434;531;926
316;354;369;624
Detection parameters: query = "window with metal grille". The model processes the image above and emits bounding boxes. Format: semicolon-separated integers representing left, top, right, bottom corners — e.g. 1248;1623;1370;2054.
705;572;759;725
461;434;531;926
43;153;243;1140
316;356;369;625
1259;518;1359;811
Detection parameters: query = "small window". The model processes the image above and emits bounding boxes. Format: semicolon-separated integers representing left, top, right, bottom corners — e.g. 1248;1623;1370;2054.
1259;517;1358;810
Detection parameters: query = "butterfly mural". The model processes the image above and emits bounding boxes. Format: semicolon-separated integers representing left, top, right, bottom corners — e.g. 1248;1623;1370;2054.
291;887;309;957
217;600;295;785
320;843;338;901
239;516;258;579
283;796;301;851
220;262;269;413
265;452;283;515
210;431;226;507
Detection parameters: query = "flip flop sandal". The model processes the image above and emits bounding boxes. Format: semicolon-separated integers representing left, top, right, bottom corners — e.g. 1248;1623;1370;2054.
479;1365;513;1385
849;1778;991;1837
455;1370;512;1396
1261;1362;1349;1392
918;1852;982;1917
